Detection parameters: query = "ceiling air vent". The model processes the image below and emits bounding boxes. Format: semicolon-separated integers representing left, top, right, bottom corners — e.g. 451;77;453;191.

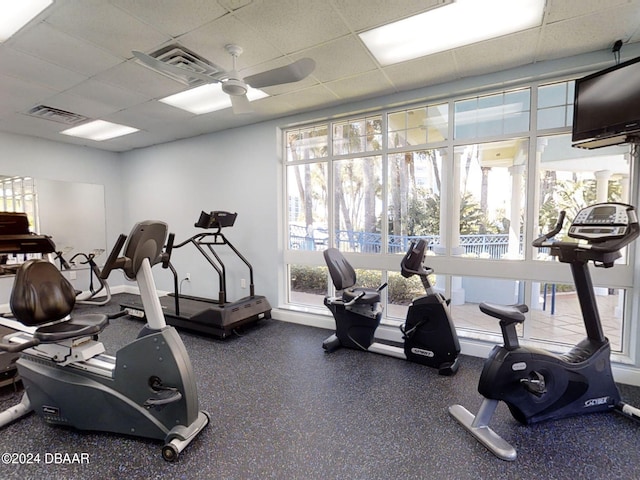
147;44;224;86
26;105;89;125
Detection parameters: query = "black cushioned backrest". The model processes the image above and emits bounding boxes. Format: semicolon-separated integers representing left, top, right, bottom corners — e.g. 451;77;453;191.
323;248;356;291
10;259;77;326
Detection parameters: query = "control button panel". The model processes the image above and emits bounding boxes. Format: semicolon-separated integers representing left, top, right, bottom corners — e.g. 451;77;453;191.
569;203;635;241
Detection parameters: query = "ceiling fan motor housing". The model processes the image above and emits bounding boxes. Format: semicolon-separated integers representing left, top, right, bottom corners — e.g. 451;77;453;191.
222;78;248;96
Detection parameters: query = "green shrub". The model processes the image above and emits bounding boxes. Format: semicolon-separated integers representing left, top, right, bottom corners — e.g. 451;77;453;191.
290;264;430;304
290;265;328;295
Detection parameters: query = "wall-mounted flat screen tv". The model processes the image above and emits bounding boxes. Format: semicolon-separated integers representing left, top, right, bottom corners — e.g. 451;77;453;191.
572;55;640;149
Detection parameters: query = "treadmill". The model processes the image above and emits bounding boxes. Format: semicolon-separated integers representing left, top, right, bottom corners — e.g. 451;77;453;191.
120;211;271;338
0;212;57;387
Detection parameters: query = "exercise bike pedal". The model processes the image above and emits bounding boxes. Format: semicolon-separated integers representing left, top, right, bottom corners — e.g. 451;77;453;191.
520;371;546;396
144;388;183;409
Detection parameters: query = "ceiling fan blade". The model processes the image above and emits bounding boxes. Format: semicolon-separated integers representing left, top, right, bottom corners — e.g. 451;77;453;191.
244;58;315;89
230;94;253;114
132;50;221;85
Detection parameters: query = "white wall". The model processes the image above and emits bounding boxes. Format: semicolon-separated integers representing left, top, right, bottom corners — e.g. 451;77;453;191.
121;124;281;302
0;132;125;245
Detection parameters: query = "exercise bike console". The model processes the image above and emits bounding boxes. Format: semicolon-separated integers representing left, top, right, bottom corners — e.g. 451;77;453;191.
449;202;640;460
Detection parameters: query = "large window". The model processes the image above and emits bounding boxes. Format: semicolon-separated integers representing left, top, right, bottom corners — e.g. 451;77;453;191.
454;139;527;260
283;79;636;355
387;149;443;253
0;176;38;231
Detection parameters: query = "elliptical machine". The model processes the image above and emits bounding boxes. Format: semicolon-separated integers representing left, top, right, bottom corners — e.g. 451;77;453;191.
449;202;640;460
322;239;460;375
0;220;209;461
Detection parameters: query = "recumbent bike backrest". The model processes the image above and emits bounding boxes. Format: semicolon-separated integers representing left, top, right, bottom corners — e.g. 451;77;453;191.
324;248;357;291
10;259;77;327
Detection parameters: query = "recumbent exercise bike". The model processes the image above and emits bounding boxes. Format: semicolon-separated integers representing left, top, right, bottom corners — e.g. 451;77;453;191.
322;239;460;375
449;202;640;460
0;220;209;461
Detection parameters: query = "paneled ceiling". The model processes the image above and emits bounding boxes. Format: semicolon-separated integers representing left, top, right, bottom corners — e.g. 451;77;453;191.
1;0;639;152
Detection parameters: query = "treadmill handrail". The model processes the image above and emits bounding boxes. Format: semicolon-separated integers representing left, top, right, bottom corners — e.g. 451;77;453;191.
171;230;257;302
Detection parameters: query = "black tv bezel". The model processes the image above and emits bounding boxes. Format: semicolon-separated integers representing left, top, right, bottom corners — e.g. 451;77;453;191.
571;54;640;145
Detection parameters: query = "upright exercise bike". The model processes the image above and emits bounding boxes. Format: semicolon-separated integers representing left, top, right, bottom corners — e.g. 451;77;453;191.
0;220;209;461
322;239;460;375
449;202;640;460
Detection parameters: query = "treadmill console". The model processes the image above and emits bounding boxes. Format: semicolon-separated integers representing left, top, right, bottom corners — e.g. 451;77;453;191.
568;203;638;242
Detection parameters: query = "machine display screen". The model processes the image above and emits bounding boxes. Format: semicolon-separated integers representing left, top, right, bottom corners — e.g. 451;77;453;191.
586;206;616;223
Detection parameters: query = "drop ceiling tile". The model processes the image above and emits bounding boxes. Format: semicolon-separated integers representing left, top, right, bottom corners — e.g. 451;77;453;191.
545;0;633;23
178;112;249;134
538;5;640;61
110;0;228;37
93;60;187;99
64;80;148;113
104;101;196;130
453;29;540;78
0;74;58;115
333;0;448;31
275;85;341;111
324;70;396;100
0;47;87;91
248;94;299;116
298;36;377;83
9;23;123;76
44;0;170;58
383;51;459;91
179;14;282;69
233;0;351;54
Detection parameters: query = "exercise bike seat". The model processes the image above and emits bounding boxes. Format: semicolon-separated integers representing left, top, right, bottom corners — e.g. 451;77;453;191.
341;287;381;305
479;302;528;325
10;259;108;343
324;248;381;304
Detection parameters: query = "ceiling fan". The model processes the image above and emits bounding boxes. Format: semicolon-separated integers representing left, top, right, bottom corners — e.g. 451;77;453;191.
132;44;315;114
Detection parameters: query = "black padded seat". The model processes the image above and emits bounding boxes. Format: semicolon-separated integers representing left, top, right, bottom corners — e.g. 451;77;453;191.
341;287;381;305
479;302;528;325
323;248;381;305
33;314;109;343
10;259;109;342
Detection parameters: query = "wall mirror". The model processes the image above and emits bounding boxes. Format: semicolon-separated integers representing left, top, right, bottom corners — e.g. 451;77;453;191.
0;175;107;270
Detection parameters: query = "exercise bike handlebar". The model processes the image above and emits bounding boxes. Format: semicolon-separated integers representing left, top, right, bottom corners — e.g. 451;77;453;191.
531;206;640;258
532;211;567;248
162;233;175;269
99;234;128;280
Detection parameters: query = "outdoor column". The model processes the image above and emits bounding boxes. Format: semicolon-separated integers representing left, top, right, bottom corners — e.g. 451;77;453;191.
435;148;465;304
594;170;612;202
530;137;548;312
619;173;630;203
507;163;525;259
450;148;465;305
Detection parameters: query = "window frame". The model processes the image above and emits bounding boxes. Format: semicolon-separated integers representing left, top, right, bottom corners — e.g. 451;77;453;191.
281;78;637;357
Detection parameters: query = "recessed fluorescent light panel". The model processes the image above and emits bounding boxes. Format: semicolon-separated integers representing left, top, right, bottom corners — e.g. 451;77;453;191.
60;120;139;141
159;83;268;114
0;0;53;42
359;0;545;66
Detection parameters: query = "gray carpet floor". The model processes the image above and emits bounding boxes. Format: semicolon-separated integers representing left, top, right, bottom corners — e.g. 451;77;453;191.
0;293;639;480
